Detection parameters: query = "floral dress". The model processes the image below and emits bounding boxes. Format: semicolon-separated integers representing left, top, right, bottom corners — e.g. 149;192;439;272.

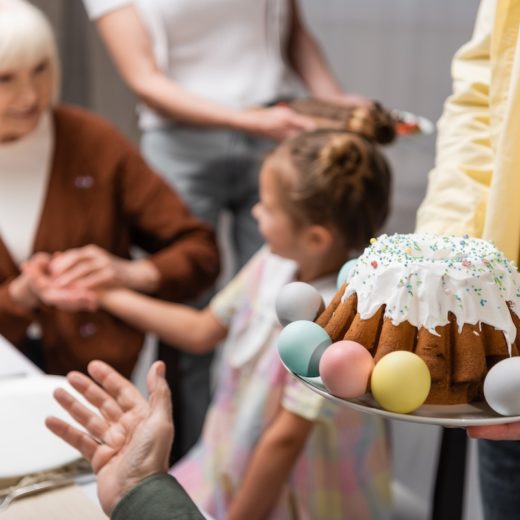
172;247;392;519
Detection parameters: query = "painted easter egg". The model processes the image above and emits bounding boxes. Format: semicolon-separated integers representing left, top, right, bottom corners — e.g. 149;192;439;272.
275;282;325;327
484;357;520;416
277;321;331;377
336;259;358;289
319;340;374;399
371;351;431;413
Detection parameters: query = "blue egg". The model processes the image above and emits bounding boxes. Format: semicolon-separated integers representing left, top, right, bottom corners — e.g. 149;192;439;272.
275;282;325;327
277;321;332;377
337;258;358;289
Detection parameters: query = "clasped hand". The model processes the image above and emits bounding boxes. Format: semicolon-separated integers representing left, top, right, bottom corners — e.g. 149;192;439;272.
13;245;159;312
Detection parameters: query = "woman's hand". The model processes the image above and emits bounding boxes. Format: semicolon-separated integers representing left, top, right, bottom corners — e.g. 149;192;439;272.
19;245;161;312
9;253;53;310
235;106;316;141
49;245;160;293
46;360;173;515
21;253;97;312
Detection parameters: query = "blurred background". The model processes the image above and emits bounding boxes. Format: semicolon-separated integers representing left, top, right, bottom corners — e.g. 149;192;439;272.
30;0;479;237
28;2;482;519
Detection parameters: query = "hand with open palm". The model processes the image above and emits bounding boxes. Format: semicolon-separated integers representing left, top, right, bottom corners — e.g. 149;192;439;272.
46;360;173;515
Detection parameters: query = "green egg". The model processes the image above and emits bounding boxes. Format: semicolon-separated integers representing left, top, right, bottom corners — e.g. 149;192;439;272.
337;258;358;289
277;320;332;377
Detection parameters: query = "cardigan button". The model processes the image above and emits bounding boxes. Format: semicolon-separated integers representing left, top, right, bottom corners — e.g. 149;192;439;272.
74;175;94;189
79;322;97;338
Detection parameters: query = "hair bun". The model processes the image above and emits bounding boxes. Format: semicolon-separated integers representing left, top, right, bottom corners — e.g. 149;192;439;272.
319;135;362;176
346;103;396;145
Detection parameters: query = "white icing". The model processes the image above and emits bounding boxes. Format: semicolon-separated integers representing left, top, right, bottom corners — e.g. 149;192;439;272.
342;233;520;350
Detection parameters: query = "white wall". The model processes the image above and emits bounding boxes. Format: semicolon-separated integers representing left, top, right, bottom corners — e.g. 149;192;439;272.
300;0;479;236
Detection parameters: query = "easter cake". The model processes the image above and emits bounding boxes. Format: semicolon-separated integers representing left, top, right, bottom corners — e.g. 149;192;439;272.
315;233;520;405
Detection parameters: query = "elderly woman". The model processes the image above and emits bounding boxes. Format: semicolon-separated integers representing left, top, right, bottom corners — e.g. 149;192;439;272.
0;0;219;378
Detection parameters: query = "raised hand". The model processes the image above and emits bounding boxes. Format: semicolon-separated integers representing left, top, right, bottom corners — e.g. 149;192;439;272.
45;360;174;514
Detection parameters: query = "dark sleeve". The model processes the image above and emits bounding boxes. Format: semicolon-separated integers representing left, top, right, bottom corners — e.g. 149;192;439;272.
117;146;220;302
111;474;206;520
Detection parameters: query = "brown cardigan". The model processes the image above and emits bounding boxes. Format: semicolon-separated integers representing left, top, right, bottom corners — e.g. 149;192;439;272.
0;105;220;376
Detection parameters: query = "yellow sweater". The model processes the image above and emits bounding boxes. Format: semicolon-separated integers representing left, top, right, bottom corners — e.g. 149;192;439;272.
416;0;520;264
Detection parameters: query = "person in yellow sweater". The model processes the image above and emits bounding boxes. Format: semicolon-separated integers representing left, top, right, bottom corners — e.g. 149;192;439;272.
416;0;520;517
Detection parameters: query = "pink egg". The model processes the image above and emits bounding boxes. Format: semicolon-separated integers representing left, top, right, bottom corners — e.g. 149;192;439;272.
319;341;374;399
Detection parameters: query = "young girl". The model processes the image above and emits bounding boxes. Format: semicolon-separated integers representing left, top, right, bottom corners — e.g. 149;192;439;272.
79;128;392;519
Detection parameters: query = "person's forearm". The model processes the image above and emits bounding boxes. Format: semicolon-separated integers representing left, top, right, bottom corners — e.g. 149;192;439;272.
226;411;314;520
112;475;205;520
287;1;343;98
129;72;251;130
95;6;253;131
288;29;343;98
115;258;161;294
100;289;227;353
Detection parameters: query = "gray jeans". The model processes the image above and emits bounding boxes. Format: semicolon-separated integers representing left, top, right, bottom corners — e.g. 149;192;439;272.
478;440;520;520
141;124;271;270
141;124;271;459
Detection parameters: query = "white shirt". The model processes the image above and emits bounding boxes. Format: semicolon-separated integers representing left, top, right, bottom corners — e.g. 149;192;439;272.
0;112;53;265
82;0;302;130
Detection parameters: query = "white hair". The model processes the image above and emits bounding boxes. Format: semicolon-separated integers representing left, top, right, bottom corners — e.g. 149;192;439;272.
0;0;60;101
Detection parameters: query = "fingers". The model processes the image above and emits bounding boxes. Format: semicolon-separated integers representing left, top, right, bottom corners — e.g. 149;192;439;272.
45;416;99;461
50;247;95;276
23;251;99;311
67;371;124;423
45;416;116;473
50;246;114;288
53;387;111;443
147;362;174;454
273;106;316;134
26;252;53;267
467;422;520;440
38;286;98;311
288;111;317;132
88;360;146;412
22;255;52;289
53;257;105;288
146;361;166;393
147;361;173;420
72;269;114;291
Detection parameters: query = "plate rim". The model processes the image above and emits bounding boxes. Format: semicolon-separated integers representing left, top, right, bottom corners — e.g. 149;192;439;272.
294;373;520;427
0;374;83;479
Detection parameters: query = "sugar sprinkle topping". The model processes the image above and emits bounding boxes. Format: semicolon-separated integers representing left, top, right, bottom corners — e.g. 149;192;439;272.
342;233;520;349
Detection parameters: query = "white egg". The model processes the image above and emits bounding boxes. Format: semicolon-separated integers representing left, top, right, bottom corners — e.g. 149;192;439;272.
275;282;325;327
484;357;520;416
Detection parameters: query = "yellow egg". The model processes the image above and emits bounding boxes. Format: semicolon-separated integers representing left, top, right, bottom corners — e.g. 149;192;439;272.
371;351;431;413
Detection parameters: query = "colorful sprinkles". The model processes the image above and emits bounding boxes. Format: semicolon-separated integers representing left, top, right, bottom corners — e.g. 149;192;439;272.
342;233;520;349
